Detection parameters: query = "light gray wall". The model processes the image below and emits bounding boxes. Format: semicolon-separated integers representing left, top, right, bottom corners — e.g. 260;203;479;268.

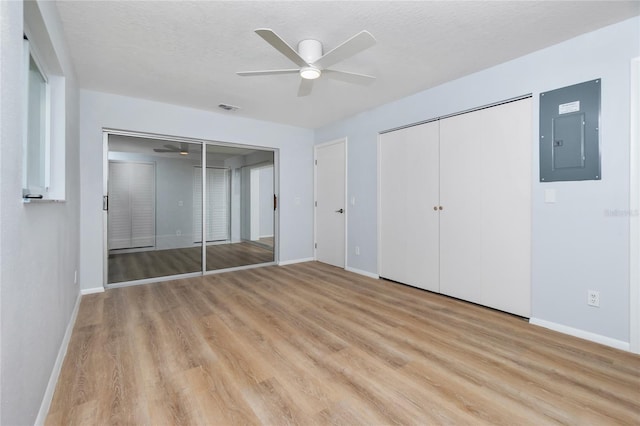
315;17;640;344
259;166;274;237
0;1;80;424
80;90;314;290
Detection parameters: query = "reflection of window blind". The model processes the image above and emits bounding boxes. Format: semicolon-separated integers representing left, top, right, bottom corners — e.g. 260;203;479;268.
108;161;156;250
193;167;230;242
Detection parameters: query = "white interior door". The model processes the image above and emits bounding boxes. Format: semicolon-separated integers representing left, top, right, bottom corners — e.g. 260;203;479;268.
440;98;532;317
315;139;346;268
379;121;440;292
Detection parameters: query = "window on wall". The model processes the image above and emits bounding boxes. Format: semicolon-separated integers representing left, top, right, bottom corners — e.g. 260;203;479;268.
22;0;67;201
23;37;50;197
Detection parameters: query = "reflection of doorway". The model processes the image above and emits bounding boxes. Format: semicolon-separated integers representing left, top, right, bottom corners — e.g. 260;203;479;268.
104;131;278;287
241;164;275;249
315;139;346;268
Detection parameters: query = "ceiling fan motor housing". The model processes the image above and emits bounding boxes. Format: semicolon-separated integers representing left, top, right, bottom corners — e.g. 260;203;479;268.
298;39;323;64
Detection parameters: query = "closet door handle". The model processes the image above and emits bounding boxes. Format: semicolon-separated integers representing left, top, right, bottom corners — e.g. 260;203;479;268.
335;208;344;213
439;206;443;210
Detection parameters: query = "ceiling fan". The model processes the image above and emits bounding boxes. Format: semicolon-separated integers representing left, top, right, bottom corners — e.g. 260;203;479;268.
153;142;189;155
237;28;377;96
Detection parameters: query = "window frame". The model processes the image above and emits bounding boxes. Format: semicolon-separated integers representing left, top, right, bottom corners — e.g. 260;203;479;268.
22;36;52;198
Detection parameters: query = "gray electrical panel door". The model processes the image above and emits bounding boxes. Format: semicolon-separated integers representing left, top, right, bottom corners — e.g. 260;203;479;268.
539;79;601;182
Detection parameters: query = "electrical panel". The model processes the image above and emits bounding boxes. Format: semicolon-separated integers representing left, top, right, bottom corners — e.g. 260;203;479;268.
539;79;601;182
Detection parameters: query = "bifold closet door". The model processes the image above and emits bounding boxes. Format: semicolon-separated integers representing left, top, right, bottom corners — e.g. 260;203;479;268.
108;161;156;250
379;121;439;292
439;98;532;317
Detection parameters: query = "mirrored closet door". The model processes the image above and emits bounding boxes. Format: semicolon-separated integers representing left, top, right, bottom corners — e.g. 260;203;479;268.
105;133;276;287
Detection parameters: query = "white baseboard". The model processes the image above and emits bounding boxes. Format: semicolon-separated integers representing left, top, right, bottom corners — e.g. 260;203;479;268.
259;234;274;239
35;292;82;425
346;266;380;280
278;257;315;266
81;286;105;295
529;317;630;352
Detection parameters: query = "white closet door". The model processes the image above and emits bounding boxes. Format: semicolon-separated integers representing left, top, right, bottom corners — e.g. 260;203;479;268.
130;163;156;247
379;121;440;292
108;161;156;250
193;167;230;243
440;98;531;317
207;168;230;241
108;162;133;250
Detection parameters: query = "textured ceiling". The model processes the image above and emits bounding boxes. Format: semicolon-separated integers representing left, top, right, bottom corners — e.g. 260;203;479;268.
55;1;640;129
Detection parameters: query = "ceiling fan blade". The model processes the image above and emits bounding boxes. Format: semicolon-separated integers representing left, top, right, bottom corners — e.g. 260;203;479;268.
324;69;376;85
163;144;179;151
313;30;376;69
153;149;175;153
255;28;309;68
297;78;314;97
237;69;300;77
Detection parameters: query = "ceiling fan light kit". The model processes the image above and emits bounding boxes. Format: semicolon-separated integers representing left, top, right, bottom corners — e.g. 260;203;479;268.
300;66;321;80
237;28;376;96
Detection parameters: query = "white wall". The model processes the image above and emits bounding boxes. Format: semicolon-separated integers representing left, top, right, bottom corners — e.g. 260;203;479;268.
0;1;80;424
80;91;314;290
315;17;640;345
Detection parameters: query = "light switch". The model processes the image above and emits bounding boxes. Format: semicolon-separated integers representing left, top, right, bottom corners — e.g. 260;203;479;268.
544;189;556;203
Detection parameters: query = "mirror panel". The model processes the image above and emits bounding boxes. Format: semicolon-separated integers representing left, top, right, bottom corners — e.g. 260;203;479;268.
106;135;276;286
107;135;203;284
205;144;274;271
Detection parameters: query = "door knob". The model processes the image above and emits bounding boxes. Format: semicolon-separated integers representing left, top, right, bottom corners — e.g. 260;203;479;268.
335;208;344;213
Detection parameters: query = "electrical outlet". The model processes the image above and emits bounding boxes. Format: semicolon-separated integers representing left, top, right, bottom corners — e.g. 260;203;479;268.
355;246;360;255
588;290;600;307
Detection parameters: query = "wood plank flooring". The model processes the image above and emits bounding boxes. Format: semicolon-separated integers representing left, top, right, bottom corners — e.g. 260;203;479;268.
108;242;274;283
47;262;640;425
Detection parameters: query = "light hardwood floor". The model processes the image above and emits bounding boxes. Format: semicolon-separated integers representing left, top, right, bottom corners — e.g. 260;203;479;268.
47;262;639;425
108;242;274;283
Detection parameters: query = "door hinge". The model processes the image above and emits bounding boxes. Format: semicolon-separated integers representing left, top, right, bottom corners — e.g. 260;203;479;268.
274;194;277;211
315;201;317;207
315;160;317;166
103;195;109;211
315;243;317;249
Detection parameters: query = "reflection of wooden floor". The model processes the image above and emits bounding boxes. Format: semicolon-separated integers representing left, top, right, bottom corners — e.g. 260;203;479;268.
108;242;274;284
49;262;640;425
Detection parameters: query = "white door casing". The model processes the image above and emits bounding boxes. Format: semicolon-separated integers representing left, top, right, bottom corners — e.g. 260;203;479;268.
315;139;346;268
630;56;640;353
